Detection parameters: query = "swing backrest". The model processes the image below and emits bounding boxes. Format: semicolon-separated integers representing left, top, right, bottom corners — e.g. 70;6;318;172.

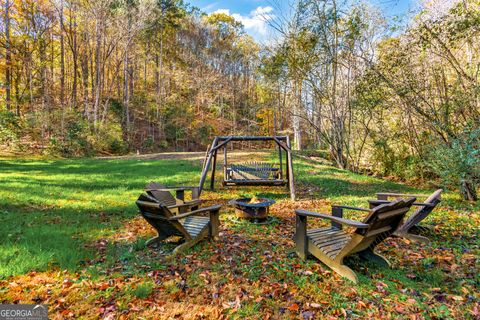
229;162;278;180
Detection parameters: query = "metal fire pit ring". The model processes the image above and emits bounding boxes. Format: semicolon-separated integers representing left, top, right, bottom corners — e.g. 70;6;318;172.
228;198;276;222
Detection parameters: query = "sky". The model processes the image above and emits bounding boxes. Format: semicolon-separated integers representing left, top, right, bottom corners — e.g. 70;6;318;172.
188;0;418;43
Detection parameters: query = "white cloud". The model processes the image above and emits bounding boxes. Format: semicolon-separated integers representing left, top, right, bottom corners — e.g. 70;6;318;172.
214;8;230;15
201;2;219;12
251;6;274;17
213;6;275;41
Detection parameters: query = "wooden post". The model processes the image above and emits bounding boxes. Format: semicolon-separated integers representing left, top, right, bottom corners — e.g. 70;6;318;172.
331;207;343;230
278;140;283;178
285;149;290;183
210;149;217;190
223;145;227;182
295;215;308;260
209;209;220;240
176;190;185;201
198;138;218;196
378;194;388;200
201;143;210;172
286;136;296;201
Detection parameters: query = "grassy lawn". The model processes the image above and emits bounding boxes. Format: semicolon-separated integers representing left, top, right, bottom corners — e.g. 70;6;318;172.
0;154;478;319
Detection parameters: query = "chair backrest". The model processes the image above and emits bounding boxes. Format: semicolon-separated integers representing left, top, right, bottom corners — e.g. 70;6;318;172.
145;182;177;207
400;189;442;232
136;193;188;239
349;197;416;254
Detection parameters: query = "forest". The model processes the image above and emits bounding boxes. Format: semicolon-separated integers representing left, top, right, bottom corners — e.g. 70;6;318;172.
1;0;479;200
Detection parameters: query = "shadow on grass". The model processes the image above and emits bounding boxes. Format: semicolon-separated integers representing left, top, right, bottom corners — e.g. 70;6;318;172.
0;158;204;278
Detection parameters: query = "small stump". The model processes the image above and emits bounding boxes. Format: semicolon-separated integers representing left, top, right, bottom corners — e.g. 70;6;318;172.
228;198;276;223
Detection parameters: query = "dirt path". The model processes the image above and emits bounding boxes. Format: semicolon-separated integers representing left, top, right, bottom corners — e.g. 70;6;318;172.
96;150;274;163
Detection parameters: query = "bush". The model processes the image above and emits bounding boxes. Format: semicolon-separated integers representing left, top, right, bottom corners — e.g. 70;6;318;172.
109;139;128;154
46;120;94;157
0;111;21;147
427;127;480;201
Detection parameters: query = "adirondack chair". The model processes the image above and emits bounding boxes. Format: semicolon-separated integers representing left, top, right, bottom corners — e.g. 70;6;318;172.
368;189;443;243
295;197;416;283
136;193;221;255
145;182;201;214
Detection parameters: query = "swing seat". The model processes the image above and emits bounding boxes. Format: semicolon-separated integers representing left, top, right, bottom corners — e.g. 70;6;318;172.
224;161;286;186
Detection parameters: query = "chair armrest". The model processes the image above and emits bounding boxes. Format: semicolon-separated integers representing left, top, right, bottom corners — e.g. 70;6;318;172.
146;186;200;201
145;186;198;192
332;205;371;212
295;209;369;228
369;200;435;207
169;205;222;220
136;200;160;209
376;192;428;199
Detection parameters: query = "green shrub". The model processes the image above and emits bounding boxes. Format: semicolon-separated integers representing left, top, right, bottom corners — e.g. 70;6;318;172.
0;111;21;147
109;139;128;154
46;119;94;157
427;127;480;201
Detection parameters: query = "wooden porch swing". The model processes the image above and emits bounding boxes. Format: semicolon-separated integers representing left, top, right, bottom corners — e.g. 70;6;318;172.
198;136;296;201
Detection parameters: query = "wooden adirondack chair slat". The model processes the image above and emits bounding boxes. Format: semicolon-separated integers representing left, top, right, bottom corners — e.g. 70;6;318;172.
319;240;351;257
307;227;341;236
183;217;209;238
146;182;178;206
295;197;416;283
310;232;350;245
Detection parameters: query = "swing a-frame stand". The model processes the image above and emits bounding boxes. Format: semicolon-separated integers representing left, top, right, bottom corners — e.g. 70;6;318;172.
198;136;296;201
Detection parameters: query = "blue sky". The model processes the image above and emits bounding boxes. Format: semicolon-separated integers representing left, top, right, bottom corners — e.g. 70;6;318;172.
188;0;417;42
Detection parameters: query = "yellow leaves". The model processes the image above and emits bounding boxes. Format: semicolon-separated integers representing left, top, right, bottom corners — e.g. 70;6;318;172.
461;287;469;295
332;307;347;317
255;107;277;135
8;282;22;293
450;295;465;301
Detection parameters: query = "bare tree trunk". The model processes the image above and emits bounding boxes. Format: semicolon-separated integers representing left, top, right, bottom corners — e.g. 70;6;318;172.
292;80;302;150
155;53;160;118
93;19;102;129
81;33;89;118
123;52;129;120
14;64;20;116
60;0;66;131
70;2;78;108
461;180;478;201
5;0;12;111
158;28;164;138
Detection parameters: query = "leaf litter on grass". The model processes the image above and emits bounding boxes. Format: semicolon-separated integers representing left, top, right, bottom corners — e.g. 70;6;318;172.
0;156;478;319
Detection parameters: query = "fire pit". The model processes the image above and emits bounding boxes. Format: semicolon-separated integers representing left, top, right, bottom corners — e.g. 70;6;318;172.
228;197;276;222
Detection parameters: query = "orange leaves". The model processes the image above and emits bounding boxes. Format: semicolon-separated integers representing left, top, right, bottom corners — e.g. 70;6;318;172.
288;303;299;311
97;282;110;291
62;279;74;289
356;300;368;309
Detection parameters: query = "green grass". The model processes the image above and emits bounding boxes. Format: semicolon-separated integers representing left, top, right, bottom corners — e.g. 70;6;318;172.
0;158;201;277
0;154;478;319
